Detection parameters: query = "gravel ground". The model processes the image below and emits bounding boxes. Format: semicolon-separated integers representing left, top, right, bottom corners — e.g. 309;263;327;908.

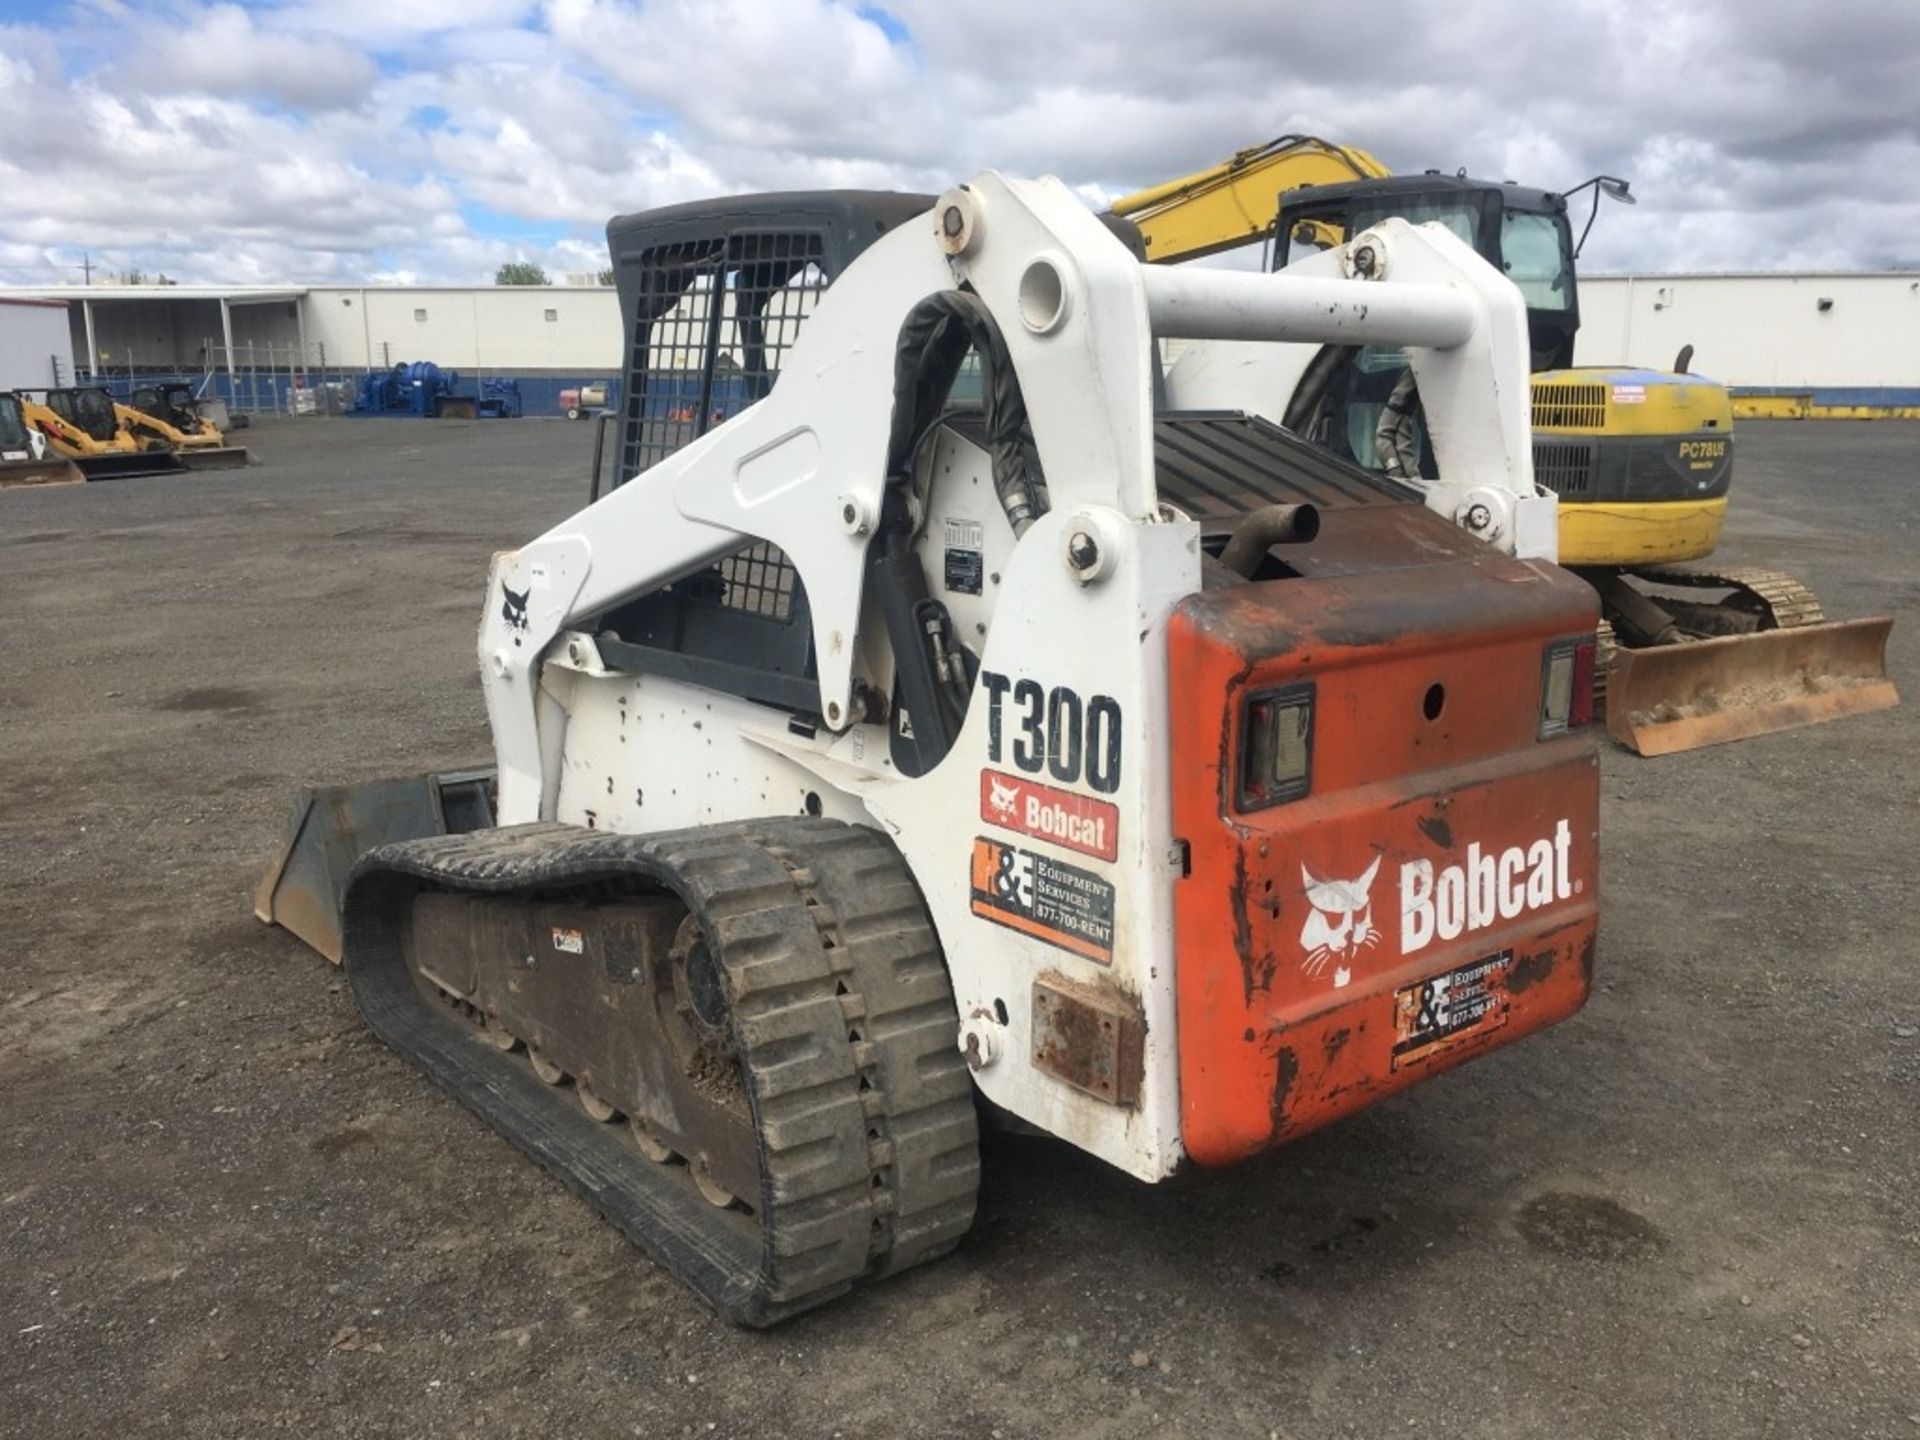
2;417;1916;1439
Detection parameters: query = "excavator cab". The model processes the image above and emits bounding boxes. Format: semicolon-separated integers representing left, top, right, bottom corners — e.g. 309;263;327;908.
1278;175;1578;371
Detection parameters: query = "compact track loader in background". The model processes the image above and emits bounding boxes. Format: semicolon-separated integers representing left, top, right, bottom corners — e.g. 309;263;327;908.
263;175;1604;1324
23;386;192;480
0;392;82;487
1114;141;1896;755
119;382;255;470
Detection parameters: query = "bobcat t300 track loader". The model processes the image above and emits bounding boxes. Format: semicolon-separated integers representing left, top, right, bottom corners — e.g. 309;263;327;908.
260;174;1601;1324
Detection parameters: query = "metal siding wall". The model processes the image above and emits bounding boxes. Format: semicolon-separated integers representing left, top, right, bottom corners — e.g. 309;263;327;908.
1575;274;1920;389
296;287;621;372
0;300;75;389
77;299;220;372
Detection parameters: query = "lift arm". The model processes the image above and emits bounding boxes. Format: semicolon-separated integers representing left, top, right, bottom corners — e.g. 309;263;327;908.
1105;134;1390;265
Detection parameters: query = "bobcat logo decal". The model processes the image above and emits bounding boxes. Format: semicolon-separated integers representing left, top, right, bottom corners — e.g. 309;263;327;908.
1299;855;1382;990
500;584;530;632
986;774;1020;817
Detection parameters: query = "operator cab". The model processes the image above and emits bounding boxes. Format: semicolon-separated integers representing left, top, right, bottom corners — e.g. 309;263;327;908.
132;382;204;432
0;393;31;454
44;386;123;443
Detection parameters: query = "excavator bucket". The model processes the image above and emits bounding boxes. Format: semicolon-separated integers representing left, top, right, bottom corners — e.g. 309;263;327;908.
254;769;495;962
1606;618;1898;756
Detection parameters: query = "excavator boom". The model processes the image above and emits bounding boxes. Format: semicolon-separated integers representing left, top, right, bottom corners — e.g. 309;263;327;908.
1106;134;1388;264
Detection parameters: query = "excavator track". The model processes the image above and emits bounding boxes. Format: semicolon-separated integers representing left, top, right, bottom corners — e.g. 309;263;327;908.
341;816;980;1326
1627;565;1827;634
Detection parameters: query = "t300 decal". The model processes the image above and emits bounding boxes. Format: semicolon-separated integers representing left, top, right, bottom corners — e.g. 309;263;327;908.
980;671;1122;794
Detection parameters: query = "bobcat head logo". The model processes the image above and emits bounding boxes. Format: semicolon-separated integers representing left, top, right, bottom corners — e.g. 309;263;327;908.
500;584;530;632
1299;855;1382;989
987;775;1020;816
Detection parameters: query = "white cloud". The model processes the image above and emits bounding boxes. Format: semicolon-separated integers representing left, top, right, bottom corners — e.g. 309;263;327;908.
110;4;378;110
0;0;1914;288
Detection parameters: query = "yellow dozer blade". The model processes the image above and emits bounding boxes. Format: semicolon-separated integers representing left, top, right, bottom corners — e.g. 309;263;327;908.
1607;618;1898;756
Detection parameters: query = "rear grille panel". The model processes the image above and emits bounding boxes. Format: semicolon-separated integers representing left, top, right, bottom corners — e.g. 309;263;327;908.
1532;381;1608;431
1532;439;1596;497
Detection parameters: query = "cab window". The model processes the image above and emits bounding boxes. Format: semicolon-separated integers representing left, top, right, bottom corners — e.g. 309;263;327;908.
1500;210;1573;311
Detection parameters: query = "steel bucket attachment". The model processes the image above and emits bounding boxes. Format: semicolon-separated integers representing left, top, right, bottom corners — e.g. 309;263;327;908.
0;457;85;488
175;446;256;471
254;769;496;962
1606;617;1898;756
72;452;193;481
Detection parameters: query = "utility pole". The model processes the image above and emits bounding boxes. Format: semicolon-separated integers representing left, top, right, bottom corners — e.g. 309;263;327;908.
71;252;94;285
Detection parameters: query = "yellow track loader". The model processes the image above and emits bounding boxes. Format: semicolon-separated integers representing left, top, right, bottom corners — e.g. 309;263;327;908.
120;383;255;470
24;388;193;480
1112;140;1896;754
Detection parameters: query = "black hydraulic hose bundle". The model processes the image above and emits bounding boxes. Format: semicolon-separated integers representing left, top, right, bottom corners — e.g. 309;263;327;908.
871;289;1043;776
884;289;1047;533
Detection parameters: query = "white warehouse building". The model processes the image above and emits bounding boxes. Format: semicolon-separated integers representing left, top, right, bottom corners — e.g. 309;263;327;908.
2;268;1915;416
0;295;77;390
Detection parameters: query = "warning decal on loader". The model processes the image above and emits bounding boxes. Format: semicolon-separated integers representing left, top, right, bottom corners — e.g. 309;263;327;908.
969;837;1115;964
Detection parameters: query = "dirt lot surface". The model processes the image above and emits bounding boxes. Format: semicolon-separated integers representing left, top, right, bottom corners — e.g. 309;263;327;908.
3;418;1916;1439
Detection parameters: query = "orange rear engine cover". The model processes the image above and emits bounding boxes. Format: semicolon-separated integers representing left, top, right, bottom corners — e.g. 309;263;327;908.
1169;508;1601;1167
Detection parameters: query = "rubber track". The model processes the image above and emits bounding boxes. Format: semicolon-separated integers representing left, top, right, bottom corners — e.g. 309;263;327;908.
341;817;979;1326
1629;564;1827;630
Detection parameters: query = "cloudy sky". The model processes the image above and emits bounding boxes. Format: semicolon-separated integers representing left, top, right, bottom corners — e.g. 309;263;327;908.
0;0;1915;285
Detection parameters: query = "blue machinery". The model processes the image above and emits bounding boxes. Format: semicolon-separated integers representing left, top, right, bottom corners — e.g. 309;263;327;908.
351;363;521;419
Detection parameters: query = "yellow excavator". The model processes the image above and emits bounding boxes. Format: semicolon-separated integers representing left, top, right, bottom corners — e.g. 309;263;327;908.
1109;136;1896;754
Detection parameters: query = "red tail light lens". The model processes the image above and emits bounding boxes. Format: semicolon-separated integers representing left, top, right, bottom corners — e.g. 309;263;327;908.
1540;636;1598;737
1569;637;1597;730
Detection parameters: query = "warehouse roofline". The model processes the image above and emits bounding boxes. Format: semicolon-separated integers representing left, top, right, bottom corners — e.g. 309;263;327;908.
0;283;613;299
1582;269;1920;281
0;285;307;303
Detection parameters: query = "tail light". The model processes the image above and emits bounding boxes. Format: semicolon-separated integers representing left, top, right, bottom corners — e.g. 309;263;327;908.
1237;683;1315;810
1540;636;1597;737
